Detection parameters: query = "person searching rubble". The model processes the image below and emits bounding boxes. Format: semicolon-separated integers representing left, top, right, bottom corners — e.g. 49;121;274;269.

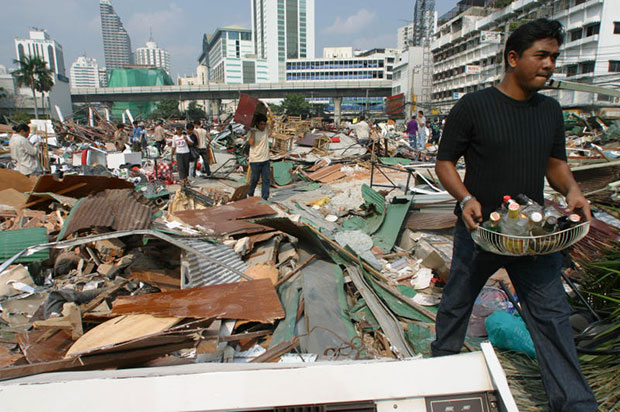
9;123;41;176
114;123;127;151
247;112;274;200
131;120;147;152
185;123;199;181
348;115;370;146
170;124;193;185
431;18;597;411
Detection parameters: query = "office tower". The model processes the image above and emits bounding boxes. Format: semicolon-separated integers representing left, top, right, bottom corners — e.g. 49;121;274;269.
70;56;101;88
14;28;67;79
100;0;132;74
398;23;414;51
251;0;315;82
136;38;171;75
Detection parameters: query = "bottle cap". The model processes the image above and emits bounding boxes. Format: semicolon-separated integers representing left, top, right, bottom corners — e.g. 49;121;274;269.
529;212;543;223
545;216;558;226
490;212;501;222
568;214;581;223
508;202;520;211
503;195;511;203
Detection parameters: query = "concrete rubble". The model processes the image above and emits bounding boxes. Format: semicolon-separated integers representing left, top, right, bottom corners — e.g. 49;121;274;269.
0;97;619;410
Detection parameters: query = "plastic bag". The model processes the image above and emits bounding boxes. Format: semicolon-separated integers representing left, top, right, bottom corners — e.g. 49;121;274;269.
485;310;537;358
467;286;511;337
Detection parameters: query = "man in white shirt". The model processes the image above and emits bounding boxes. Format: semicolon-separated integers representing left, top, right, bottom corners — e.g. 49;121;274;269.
247;113;273;200
350;115;370;145
10;123;39;176
193;120;211;176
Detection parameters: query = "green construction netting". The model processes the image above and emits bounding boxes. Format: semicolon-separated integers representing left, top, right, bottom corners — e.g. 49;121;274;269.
108;68;174;119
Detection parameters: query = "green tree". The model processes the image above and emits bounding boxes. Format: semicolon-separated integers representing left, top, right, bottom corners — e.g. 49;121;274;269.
12;56;53;119
35;70;54;118
185;101;206;121
149;98;182;120
279;94;313;118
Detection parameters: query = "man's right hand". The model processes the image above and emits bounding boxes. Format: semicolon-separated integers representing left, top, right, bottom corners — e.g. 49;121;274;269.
462;198;483;231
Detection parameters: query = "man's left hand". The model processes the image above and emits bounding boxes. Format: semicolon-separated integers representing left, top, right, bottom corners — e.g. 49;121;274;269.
566;189;592;221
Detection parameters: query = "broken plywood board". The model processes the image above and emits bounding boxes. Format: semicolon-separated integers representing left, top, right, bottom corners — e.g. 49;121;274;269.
244;264;279;285
17;330;73;363
0;188;27;209
66;314;181;357
112;279;285;323
0;169;36;193
406;212;457;230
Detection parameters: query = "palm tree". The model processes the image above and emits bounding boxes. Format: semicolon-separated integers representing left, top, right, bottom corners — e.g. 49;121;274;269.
12;56;53;119
35;70;54;118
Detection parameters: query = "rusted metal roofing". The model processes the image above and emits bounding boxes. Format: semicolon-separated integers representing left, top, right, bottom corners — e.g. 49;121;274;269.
26;175;134;210
179;238;247;288
112;278;285;323
59;189;155;240
174;197;277;236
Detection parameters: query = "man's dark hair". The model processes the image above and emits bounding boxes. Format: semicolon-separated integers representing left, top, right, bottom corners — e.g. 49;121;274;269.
132;120;138;126
12;123;29;133
186;122;194;130
116;123;124;129
418;111;424;116
504;18;564;69
359;115;365;121
193;120;201;126
255;114;268;124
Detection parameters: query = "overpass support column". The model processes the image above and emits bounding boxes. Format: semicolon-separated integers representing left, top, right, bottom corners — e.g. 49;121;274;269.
333;97;342;125
209;99;221;119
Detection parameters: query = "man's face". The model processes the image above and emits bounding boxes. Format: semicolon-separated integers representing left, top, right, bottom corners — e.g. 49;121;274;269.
509;38;559;92
256;120;267;131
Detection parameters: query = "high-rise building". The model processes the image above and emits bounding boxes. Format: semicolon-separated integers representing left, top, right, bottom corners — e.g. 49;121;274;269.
412;0;436;108
13;29;71;119
251;0;315;82
70;56;100;88
100;0;132;75
15;29;67;79
430;0;620;113
199;26;269;84
136;38;171;75
397;24;414;51
99;67;108;87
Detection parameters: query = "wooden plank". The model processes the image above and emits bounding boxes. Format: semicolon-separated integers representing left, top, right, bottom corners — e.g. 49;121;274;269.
66;314;181;358
111;279;285;324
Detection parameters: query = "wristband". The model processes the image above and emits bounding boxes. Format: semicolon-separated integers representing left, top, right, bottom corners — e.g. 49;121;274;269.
460;195;475;210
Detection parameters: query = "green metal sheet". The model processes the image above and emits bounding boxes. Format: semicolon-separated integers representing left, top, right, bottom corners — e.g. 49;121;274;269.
272;161;294;186
364;272;435;323
379;157;413;166
0;227;49;263
270;275;302;348
341;185;386;235
405;323;434;356
372;196;412;253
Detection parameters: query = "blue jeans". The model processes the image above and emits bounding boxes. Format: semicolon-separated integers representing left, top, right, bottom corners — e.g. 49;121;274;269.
432;219;597;411
249;160;270;200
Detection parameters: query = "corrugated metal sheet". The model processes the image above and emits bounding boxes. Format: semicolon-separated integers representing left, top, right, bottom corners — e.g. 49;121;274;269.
59;189;155;240
0;227;49;263
26;175;134;210
180;238;247;289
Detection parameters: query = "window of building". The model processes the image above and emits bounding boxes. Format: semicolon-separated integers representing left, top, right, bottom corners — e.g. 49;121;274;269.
609;60;620;72
570;29;582;42
581;61;595;73
614;22;620;34
585;23;600;37
566;65;578;76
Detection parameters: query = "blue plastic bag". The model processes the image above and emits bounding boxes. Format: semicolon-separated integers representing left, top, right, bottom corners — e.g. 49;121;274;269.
485;310;537;358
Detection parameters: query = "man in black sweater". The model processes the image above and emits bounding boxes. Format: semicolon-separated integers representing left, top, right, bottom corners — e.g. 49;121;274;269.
433;19;597;411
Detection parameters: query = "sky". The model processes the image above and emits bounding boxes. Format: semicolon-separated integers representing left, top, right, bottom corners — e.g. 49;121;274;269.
0;0;456;79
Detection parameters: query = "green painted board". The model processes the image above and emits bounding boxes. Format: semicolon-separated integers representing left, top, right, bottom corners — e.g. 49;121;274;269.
341;185;386;235
379;157;413;166
0;227;49;263
405;323;434;356
372;196;412;253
